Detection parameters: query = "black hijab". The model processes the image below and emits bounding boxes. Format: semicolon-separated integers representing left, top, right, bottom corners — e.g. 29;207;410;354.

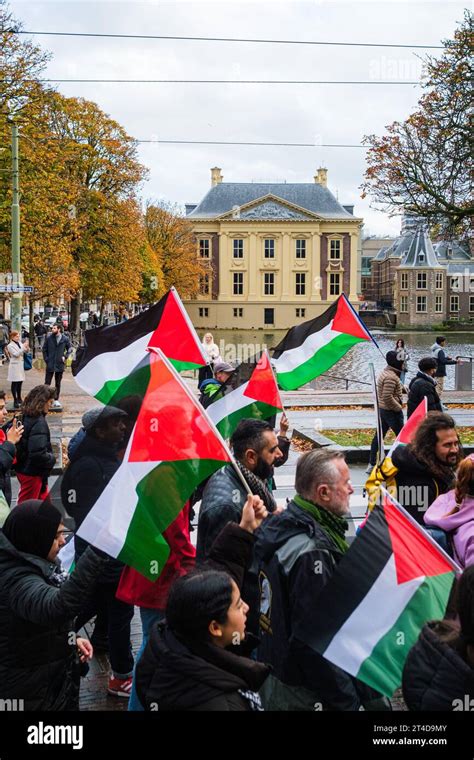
2;499;62;559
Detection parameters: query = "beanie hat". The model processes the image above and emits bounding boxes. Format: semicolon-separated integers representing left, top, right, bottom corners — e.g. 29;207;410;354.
386;350;403;372
2;500;62;559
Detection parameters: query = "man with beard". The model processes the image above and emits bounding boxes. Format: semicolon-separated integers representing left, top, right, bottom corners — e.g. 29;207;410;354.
392;411;462;524
196;419;282;561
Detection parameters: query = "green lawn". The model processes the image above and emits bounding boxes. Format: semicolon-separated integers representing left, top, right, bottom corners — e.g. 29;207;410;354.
322;427;474;447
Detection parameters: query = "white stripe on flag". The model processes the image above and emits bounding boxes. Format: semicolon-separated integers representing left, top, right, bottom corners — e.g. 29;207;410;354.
74;331;153;396
322;554;423;676
77;460;157;557
206;381;251;425
271;322;340;374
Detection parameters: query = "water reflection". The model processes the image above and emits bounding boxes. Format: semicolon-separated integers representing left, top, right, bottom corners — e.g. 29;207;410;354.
207;330;474;391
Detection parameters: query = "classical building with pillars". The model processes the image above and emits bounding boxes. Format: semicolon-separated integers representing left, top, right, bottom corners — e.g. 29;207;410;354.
184;167;362;330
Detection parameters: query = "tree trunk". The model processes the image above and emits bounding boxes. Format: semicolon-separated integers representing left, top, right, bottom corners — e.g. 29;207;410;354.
70;295;80;334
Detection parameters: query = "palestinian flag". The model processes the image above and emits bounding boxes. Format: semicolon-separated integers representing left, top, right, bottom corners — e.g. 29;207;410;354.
271;294;374;390
207;351;283;439
72;288;207;404
386;396;428;458
77;349;232;579
298;489;458;697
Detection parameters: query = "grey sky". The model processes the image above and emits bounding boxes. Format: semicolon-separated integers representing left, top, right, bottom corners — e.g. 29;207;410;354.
11;0;468;236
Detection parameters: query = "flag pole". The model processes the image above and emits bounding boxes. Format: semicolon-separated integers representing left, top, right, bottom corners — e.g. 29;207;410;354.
369;361;385;468
152;348;253;497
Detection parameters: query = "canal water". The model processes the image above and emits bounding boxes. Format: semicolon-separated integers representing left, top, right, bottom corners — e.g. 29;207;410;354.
204;329;474;391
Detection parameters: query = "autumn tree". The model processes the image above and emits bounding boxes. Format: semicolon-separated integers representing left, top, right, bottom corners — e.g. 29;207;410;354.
361;10;473;240
145;202;207;299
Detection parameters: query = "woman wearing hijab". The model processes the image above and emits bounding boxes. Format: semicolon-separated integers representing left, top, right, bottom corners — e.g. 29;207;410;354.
0;500;109;710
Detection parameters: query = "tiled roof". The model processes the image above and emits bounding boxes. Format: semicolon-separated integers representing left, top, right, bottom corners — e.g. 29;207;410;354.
399;228;442;268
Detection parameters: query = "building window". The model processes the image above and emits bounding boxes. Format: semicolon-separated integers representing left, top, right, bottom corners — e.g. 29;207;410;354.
198;307;209;318
330;239;341;260
400;296;408;313
264;308;274;325
470;295;474;313
264;239;275;258
329;273;341;296
296;308;306;318
400;272;408;290
416;296;427;312
435;295;443;313
233;239;243;259
233;308;243;318
450;295;459;312
296;239;306;259
264;272;275;296
233;272;243;295
451;276;460;291
295;273;306;295
417;273;427;289
199;239;210;258
199;274;210;295
435;272;443;289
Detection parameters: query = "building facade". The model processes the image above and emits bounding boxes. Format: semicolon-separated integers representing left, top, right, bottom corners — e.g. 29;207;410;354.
184;167;362;330
368;228;474;327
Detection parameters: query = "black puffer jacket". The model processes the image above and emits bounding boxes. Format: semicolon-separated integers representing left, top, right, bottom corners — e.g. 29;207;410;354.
136;522;270;711
136;624;269;711
407;372;442;418
391;445;454;524
15;414;55;477
0;432;15;505
402;621;474;711
0;531;107;710
60;433;123;584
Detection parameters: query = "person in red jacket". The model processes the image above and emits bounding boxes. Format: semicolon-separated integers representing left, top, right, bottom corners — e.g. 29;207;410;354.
116;502;196;710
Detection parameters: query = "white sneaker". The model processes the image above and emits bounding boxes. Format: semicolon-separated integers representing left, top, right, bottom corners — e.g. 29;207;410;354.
52;400;62;408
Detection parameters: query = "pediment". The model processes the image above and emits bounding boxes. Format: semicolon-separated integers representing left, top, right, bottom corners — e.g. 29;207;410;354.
217;194;320;221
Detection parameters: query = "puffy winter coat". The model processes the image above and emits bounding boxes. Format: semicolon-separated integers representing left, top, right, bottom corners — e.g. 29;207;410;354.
424;491;474;569
0;532;107;710
377;366;404;412
403;621;474;711
407;372;442;417
15;414;55;478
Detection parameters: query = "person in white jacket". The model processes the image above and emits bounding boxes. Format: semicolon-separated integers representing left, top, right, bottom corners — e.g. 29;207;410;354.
199;332;221;386
6;330;29;409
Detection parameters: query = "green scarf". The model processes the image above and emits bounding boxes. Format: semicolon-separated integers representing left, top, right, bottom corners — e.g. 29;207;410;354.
293;494;349;554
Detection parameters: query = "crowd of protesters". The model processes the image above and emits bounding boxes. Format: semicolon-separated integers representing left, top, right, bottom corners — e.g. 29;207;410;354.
0;329;471;713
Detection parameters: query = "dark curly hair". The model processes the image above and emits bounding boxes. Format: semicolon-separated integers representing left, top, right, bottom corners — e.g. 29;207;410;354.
410;412;463;481
22;385;55;417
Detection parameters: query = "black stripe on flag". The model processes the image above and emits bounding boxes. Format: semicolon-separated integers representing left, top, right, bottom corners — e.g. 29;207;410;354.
294;503;392;654
72;294;168;376
271;300;338;359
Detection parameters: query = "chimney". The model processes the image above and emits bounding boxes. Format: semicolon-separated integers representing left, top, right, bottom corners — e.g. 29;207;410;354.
314;167;328;187
211;167;223;187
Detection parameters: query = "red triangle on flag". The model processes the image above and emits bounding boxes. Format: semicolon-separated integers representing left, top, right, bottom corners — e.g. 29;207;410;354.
397;398;427;446
147;290;206;366
383;496;454;585
332;294;371;341
243;352;283;409
129;351;231;464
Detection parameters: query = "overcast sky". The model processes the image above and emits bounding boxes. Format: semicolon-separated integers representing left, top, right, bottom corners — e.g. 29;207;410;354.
11;0;468;236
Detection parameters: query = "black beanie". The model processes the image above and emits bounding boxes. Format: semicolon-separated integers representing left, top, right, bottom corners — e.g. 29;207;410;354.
386;350;403;372
2;500;62;559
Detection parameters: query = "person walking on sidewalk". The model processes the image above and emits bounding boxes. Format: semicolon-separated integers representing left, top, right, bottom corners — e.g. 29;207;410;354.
15;385;56;503
367;350;406;473
407;357;443;418
6;330;29;409
43;324;72;408
395;338;409;386
431;336;459;397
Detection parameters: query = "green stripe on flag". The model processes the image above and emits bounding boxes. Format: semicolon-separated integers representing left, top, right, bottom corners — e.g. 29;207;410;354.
216;401;281;439
356;571;454;696
117;458;224;579
276;333;365;390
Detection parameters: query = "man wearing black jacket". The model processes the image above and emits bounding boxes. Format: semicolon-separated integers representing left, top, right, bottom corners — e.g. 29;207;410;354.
407;357;443;418
43;324;72;406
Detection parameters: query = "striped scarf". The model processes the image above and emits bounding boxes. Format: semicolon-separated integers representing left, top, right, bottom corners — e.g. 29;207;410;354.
237;462;277;513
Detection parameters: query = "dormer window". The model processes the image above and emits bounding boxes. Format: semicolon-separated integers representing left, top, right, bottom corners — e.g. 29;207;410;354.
419;253;425;263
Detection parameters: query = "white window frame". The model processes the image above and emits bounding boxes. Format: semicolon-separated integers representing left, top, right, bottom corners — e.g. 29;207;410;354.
435;272;443;289
450;294;459;312
295;272;306;296
199;239;210;258
329;239;341;260
435;295;443;313
400;273;408;290
264;272;275;296
400;296;408;313
264;239;275;258
417;272;427;290
295;239;306;259
233;272;244;296
329;273;341;296
233;239;244;259
416;296;427;313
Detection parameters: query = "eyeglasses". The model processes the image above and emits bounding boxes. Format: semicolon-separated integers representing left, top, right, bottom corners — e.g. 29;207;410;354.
55;530;74;539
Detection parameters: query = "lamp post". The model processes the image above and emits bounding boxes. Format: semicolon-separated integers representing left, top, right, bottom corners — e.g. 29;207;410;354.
8;116;22;334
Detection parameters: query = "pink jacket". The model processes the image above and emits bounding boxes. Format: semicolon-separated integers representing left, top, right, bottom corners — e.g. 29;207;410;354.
424;491;474;569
